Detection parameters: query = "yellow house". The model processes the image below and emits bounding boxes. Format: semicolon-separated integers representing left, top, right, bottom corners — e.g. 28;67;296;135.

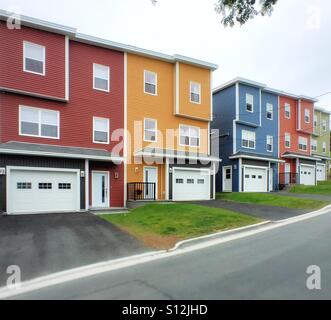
125;52;218;202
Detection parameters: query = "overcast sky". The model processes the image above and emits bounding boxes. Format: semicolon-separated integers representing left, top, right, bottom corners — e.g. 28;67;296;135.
1;0;331;109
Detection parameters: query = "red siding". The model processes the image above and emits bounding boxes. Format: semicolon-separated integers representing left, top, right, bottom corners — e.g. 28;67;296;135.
299;99;314;134
0;22;66;99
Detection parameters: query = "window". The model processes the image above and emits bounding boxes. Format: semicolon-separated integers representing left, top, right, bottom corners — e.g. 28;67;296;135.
144;71;157;95
323;142;327;154
20;106;59;139
39;183;52;189
266;103;273;120
314;115;317;128
285;133;291;148
322;120;327;132
176;179;184;184
59;183;71;190
311;139;317;152
197;179;205;184
93;117;109;144
242;130;255;149
93;64;110;92
258;176;263;179
298;136;308;151
23;41;45;75
285;103;291;119
246;94;254;112
190;82;201;104
187;179;194;184
225;169;231;179
304;109;310;123
179;125;200;147
266;135;273;152
17;182;32;189
144;118;157;142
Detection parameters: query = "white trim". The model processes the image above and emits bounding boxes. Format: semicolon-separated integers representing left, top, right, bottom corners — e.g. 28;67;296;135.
266;135;273;153
238;158;242;192
179;124;201;148
259;89;262;126
285;132;291;149
298;99;301;130
23;41;46;76
266;102;273;120
210;70;213;121
93;117;110;144
123;52;128;206
144;70;157;96
213;77;266;94
268;162;272;192
304;108;310;124
91;170;110;208
189;81;201;104
282;153;318;162
65;36;69;101
175;62;180;114
229;154;284;163
143;118;158;143
241;129;256;150
213;162;216;200
85;159;89;210
93;63;110;93
6;166;80;214
222;165;232;192
19;105;60;140
207;122;210;155
245;93;254;113
144;166;158;200
285;103;291;119
277;96;280;158
233;120;236;154
235;83;239;120
165;158;169;201
298;136;308;152
134;151;221;162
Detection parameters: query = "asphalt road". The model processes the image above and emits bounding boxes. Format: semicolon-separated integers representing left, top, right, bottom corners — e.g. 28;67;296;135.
8;210;331;300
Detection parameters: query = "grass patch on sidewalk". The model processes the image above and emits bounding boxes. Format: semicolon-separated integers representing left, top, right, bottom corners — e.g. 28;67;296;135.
217;192;328;210
102;203;261;249
289;180;331;195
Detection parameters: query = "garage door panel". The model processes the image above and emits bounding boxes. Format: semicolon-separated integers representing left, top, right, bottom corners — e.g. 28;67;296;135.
299;165;315;186
173;169;210;201
316;164;326;181
244;167;267;192
9;169;79;214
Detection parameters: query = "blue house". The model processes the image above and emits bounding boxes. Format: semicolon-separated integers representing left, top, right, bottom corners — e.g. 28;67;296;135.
212;78;281;192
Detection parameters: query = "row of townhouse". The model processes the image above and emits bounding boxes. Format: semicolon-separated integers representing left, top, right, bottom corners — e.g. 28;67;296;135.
212;78;330;193
0;11;219;214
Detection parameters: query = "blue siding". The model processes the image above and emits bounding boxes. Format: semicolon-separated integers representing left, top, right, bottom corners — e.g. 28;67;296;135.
238;84;260;126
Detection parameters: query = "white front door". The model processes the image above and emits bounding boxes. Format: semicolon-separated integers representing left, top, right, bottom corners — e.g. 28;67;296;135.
316;164;326;181
285;163;291;184
173;168;210;201
92;172;109;208
144;167;158;200
223;166;232;192
243;166;268;192
299;165;316;186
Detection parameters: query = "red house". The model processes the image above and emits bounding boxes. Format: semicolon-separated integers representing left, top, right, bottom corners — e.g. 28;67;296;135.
0;14;125;214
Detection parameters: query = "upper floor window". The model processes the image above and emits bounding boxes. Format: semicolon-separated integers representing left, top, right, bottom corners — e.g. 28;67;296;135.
93;117;109;144
93;64;110;92
19;106;59;139
304;109;310;123
323;142;327;154
266;103;273;120
322;120;327;132
246;94;254;112
314;114;317;128
266;135;273;152
242;130;255;149
298;136;308;151
144;118;157;142
311;139;317;152
285;103;291;119
190;82;201;104
285;133;291;148
23;41;45;76
179;125;200;147
144;71;157;95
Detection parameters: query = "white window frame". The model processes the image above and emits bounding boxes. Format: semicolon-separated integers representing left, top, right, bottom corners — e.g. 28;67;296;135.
298;136;308;151
93;117;110;144
93;63;110;92
322;120;327;132
246;94;254;113
285;103;291;119
241;130;256;150
179;124;201;148
144;118;158;142
190;81;201;104
19;106;59;139
23;41;46;76
311;139;317;152
266;135;273;152
304;109;310;124
285;133;291;148
322;142;327;154
266;103;273;120
144;70;157;96
313;114;317;128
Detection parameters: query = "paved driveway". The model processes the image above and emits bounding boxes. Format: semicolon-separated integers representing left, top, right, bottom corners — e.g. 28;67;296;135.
0;212;148;287
191;200;311;221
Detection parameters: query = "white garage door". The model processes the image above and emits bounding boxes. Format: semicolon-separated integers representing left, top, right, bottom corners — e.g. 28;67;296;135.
299;165;316;186
173;169;210;201
316;164;326;181
243;166;268;192
8;168;80;214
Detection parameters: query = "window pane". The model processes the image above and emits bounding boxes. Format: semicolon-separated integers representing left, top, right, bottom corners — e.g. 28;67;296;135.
94;78;108;91
145;119;156;130
25;42;44;60
94;131;108;143
190;137;199;147
41;124;58;137
144;83;156;94
145;71;156;85
25;58;43;74
144;130;156;142
190;127;199;138
191;93;200;103
94;118;108;132
41;110;57;126
94;64;109;80
21;108;38;123
190;83;200;94
21;122;39;135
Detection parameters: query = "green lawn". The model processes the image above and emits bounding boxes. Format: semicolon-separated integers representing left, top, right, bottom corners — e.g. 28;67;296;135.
289;180;331;195
102;203;261;249
217;192;328;210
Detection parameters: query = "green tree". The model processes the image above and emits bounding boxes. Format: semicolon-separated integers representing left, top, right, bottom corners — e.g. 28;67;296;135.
215;0;278;27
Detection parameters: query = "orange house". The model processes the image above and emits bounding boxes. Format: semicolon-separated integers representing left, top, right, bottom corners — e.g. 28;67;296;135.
125;53;219;202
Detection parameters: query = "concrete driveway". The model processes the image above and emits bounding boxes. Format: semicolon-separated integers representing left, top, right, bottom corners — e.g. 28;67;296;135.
0;212;148;287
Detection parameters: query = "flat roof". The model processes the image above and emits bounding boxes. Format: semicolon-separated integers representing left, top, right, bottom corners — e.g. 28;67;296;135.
0;9;218;71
